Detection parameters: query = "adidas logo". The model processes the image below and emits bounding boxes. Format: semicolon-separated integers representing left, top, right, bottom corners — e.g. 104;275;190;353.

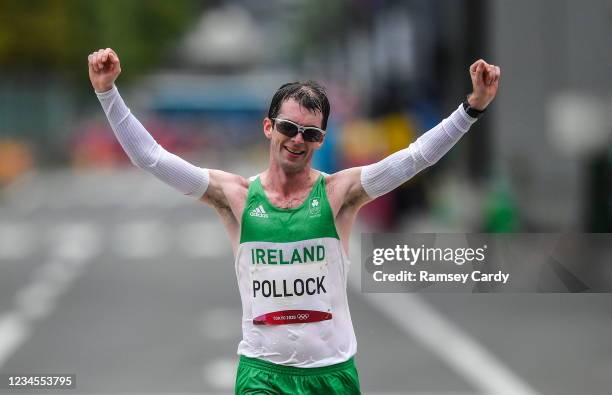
249;205;269;218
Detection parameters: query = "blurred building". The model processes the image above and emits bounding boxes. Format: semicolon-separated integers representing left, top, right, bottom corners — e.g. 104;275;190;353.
0;0;609;231
491;0;612;231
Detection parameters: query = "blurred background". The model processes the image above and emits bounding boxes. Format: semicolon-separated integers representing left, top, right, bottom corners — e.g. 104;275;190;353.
0;0;611;394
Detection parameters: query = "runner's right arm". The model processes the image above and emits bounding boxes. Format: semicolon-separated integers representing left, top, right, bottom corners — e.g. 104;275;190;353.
89;48;210;199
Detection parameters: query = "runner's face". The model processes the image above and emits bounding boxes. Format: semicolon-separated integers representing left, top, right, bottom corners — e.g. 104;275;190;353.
264;98;324;173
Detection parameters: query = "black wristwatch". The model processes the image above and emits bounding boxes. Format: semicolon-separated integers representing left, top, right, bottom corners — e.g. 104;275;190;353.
462;95;487;119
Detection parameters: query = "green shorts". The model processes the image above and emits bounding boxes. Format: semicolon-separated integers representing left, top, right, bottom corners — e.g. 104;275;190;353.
235;355;361;395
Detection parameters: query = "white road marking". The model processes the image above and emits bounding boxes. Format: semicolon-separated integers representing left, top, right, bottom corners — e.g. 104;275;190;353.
113;220;169;259
49;223;102;261
0;222;101;369
0;312;31;368
177;221;229;259
349;232;542;395
202;358;237;390
2;170;195;211
0;223;35;259
14;273;62;321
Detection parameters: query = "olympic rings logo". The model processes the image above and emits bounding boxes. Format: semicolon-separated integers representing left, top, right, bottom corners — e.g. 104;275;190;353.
296;314;309;320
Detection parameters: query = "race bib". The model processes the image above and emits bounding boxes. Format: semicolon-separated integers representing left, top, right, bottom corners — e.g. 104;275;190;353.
250;261;332;325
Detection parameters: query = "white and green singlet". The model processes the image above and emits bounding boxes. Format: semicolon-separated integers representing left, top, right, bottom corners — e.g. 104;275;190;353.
235;173;357;368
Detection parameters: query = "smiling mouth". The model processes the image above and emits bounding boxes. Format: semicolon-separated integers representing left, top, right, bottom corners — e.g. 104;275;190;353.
284;146;305;155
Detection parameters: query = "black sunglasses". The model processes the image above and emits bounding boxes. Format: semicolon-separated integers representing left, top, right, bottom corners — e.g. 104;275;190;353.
271;118;326;143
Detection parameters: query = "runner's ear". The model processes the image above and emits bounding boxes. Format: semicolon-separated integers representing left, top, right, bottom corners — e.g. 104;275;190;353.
263;118;273;140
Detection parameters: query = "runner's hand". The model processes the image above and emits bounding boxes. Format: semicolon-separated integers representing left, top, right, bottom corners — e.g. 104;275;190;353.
88;48;121;93
468;59;501;110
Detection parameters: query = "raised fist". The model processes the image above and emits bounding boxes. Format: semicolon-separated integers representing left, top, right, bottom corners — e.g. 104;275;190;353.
468;59;501;111
88;48;121;93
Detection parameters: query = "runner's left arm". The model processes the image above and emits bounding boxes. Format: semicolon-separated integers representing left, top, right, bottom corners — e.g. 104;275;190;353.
339;59;501;205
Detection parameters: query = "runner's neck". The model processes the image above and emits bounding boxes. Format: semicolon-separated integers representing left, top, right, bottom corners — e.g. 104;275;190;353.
262;164;319;198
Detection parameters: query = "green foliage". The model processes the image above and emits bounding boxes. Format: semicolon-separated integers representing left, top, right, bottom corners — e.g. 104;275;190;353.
0;0;202;80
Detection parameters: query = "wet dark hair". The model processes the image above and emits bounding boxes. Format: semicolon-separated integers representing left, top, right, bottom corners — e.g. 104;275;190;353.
267;81;331;130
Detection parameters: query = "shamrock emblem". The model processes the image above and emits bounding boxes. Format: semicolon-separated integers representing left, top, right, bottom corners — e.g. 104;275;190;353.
311;199;319;207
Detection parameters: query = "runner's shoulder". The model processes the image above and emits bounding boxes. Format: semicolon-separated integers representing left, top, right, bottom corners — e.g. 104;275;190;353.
324;167;361;188
201;169;248;207
210;169;249;188
325;167;369;208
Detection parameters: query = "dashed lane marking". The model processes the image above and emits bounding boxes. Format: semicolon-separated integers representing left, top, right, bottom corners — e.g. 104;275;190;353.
0;222;101;368
0;223;35;259
348;231;542;395
177;221;229;259
112;220;169;259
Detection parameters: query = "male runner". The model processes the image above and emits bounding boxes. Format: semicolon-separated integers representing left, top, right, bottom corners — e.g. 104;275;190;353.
88;47;500;394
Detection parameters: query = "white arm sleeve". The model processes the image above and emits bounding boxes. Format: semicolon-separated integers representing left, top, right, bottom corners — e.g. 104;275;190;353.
360;104;477;199
96;86;209;199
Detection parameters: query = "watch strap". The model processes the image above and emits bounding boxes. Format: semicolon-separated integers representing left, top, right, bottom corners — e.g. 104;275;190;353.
462;95;486;119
